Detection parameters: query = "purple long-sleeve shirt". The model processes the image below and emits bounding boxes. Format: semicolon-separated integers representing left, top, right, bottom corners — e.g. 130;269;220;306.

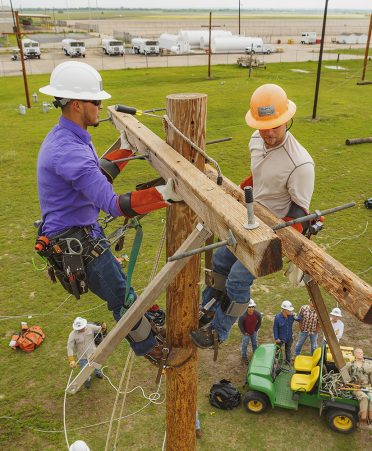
37;116;122;237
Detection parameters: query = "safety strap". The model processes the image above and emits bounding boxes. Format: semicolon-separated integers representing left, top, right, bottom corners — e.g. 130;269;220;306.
124;218;143;308
127;317;152;342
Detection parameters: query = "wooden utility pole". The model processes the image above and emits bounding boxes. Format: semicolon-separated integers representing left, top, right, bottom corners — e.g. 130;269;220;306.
165;94;207;451
361;14;372;82
201;12;221;80
238;0;241;35
15;11;31;108
312;0;329;120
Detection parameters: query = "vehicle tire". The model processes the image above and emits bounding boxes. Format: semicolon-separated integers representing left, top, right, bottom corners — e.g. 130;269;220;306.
326;409;357;434
243;391;269;414
83;54;85;58
37;55;41;59
266;50;271;54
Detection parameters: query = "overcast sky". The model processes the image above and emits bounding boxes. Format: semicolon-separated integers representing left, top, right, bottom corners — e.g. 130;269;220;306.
6;1;372;10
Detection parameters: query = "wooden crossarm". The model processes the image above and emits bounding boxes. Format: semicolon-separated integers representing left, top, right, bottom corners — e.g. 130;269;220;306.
107;107;282;278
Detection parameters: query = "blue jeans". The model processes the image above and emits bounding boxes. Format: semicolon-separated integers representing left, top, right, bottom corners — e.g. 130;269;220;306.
294;332;318;356
202;246;255;342
241;331;258;358
86;238;156;356
79;358;102;380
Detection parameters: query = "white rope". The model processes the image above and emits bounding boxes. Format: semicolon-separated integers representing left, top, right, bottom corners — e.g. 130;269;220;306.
325;221;368;248
63;371;73;450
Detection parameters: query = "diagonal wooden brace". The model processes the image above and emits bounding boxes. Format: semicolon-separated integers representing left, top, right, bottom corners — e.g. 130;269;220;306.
66;223;212;394
304;275;350;383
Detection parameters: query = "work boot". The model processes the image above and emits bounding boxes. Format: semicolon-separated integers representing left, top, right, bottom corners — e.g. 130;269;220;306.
144;343;192;369
196;428;203;439
84;378;92;389
95;371;103;379
241;356;249;365
189;325;218;349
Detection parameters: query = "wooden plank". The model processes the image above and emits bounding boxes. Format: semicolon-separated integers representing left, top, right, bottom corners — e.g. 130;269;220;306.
204;165;372;324
66;224;212;394
107;107;282;278
305;278;350;382
165;94;206;451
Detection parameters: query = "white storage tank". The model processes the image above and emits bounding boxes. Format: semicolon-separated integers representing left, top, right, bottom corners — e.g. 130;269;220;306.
159;33;180;50
211;36;261;53
179;30;232;49
199;30;233;48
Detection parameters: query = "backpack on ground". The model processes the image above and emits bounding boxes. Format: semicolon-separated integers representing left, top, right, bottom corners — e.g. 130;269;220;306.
10;325;45;353
209;379;241;410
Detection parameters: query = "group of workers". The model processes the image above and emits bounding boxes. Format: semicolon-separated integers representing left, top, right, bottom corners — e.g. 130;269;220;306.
36;61;370;432
239;298;345;365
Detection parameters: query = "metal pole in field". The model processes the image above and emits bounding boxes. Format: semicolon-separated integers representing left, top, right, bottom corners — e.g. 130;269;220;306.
312;0;329;120
361;14;372;81
238;0;241;35
208;11;212;79
165;93;207;451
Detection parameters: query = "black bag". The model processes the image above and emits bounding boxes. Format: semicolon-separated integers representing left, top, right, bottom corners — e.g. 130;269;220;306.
91;322;107;346
209;379;241;410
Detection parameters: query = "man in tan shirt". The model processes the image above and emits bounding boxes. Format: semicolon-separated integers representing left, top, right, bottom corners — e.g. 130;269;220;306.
191;84;314;351
67;317;105;388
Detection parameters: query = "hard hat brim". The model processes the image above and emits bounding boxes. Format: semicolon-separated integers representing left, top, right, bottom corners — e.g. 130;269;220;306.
39;84;111;101
245;99;296;130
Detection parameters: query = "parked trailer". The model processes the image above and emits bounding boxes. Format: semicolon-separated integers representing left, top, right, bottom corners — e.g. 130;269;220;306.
21;38;40;59
158;33;190;54
180;29;232;49
62;39;86;58
131;38;160;55
102;38;124;56
211;36;261;53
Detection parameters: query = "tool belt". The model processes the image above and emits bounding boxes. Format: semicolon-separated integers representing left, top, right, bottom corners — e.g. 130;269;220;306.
35;226;107;300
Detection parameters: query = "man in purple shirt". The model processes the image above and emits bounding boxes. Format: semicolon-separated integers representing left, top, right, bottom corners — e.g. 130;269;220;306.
37;61;187;368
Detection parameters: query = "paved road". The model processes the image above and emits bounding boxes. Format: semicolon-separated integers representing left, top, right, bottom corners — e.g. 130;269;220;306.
0;42;363;77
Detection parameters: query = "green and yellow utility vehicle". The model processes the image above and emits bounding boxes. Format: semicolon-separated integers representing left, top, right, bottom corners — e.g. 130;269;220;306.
243;344;364;434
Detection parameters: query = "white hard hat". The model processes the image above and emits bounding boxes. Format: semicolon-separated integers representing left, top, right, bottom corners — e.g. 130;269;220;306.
248;299;256;307
73;317;87;331
69;440;90;451
39;61;111;101
330;307;342;317
281;300;294;311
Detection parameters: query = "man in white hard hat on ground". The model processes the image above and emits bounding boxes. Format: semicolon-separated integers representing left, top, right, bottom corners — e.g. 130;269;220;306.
191;84;314;354
37;61;188;369
238;299;262;364
67;317;105;388
273;300;300;364
324;307;344;343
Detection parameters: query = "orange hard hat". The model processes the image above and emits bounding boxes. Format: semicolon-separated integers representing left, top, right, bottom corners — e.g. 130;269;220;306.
245;84;296;130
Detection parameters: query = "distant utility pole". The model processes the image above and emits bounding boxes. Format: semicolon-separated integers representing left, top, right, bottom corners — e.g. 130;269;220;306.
361;14;372;82
201;12;221;79
312;0;329;120
238;0;241;35
10;0;31;108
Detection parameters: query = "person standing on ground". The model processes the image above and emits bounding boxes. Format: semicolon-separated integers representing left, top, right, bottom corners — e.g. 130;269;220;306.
238;299;262;364
294;299;320;356
67;317;105;389
190;83;314;355
37;61;188;369
273;300;300;364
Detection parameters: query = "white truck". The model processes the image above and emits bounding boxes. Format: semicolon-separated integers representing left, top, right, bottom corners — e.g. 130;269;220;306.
245;42;276;54
300;32;317;44
131;38;160;55
21;39;41;59
102;38;124;56
62;39;86;58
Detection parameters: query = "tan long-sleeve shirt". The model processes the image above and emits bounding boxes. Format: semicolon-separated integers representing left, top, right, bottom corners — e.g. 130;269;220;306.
67;324;101;360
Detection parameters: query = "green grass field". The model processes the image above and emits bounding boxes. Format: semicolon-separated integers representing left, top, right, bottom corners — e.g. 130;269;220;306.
0;59;371;450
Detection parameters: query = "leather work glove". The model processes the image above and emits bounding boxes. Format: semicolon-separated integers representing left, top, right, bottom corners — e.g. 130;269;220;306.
155;178;183;202
285;261;305;287
121;131;136;152
68;356;77;368
101;322;107;331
